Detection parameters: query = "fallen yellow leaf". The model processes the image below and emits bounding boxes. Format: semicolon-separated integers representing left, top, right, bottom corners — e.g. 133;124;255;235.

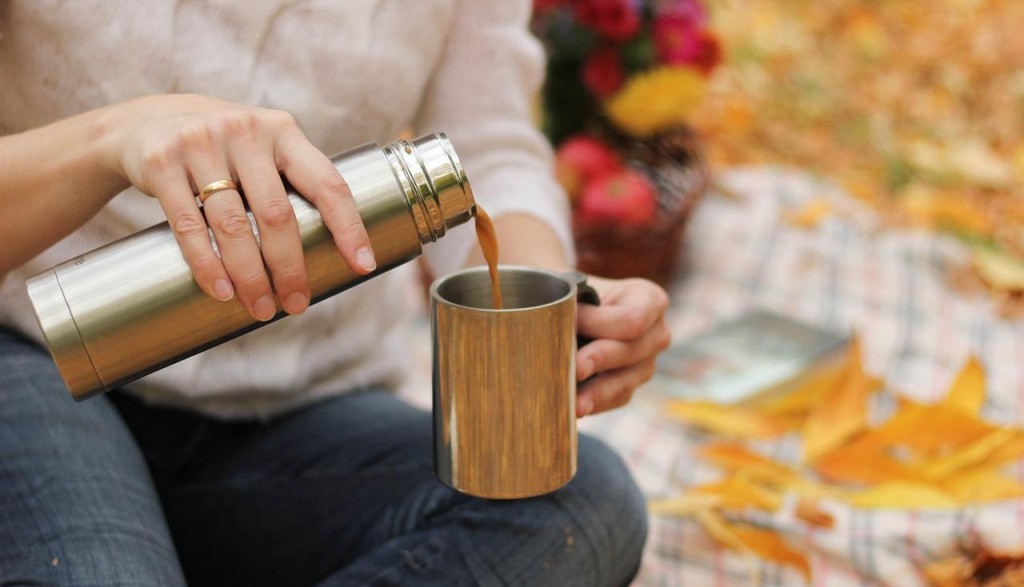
666;400;789;439
731;526;813;583
971;247;1024;293
856;401;998;459
941;468;1024;503
814;440;926;485
648;493;723;517
740;353;846;419
691;476;783;512
899;184;993;234
785;198;833;229
696;510;812;583
846;481;960;509
802;336;878;462
941;355;986;418
980;433;1024;468
694;509;762;583
795;499;835;529
700;443;801;484
916;428;1018;481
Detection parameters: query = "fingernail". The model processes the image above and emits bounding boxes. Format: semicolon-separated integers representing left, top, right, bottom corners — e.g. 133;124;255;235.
283;291;309;315
356;246;376;272
253;295;277;322
579;357;594;381
578;398;594;418
213;279;234;301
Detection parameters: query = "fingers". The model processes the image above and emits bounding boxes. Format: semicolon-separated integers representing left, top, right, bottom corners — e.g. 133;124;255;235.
573;276;672;418
120;97;370;320
576;319;671;381
274;126;376;274
574;319;670;418
576;359;658;418
149;166;236;304
577;278;669;342
230;141;309;316
187;152;278;322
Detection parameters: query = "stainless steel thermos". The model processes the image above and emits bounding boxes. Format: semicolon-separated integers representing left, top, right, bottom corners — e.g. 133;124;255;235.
26;133;476;400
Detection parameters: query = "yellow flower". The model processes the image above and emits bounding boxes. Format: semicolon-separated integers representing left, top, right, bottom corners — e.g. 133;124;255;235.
606;66;707;137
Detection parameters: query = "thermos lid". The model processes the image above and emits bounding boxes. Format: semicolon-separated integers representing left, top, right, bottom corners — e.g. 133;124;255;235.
25;269;105;399
386;133;476;244
413;133;476;233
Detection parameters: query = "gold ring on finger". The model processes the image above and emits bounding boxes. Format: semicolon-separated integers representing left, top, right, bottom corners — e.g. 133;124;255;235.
198;179;239;204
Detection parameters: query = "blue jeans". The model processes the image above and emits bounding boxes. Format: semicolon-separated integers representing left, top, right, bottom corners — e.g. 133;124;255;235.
0;329;647;586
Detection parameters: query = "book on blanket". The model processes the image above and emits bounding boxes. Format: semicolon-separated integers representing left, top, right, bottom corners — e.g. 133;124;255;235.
653;310;849;405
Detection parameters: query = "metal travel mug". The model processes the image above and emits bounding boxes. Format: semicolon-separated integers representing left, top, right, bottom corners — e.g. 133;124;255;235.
430;266;600;499
27;133;476;400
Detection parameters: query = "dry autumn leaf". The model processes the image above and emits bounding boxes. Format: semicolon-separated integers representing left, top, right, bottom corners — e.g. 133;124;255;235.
696;510;812;583
978;433;1024;469
915;428;1019;481
814;439;926;485
940;468;1024;503
971;247;1024;293
855;401;998;459
653;329;1024;580
942;355;987;418
740;354;846;419
802;336;878;463
691;0;1024;307
699;443;801;486
731;526;813;583
845;481;960;509
923;536;1024;587
666;400;790;439
794;499;835;529
648;493;723;517
784;198;834;229
691;476;783;512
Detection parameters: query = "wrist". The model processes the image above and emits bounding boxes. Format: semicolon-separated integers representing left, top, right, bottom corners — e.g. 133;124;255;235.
90;100;138;189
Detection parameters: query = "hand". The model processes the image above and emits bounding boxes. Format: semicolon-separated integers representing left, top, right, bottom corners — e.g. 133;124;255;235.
575;276;671;417
111;94;375;321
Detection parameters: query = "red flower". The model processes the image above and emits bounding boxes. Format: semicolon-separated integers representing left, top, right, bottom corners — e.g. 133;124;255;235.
690;30;722;76
533;0;568;15
582;47;626;99
573;0;641;42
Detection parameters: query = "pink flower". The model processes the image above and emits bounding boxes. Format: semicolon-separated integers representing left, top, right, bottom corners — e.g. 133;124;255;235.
583;47;626;99
573;0;641;42
653;13;704;66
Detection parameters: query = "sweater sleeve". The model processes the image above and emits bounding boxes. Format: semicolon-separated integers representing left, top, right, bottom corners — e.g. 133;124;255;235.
412;0;575;278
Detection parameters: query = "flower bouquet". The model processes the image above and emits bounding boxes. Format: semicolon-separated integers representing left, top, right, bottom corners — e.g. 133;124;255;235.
532;0;721;285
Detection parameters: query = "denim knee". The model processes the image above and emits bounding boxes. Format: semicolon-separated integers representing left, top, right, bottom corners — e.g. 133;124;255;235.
552;434;649;587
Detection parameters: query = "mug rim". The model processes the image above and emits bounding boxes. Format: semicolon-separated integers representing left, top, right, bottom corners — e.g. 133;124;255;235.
429;264;576;312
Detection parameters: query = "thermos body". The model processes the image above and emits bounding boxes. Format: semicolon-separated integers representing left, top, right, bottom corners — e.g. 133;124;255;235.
26;134;476;400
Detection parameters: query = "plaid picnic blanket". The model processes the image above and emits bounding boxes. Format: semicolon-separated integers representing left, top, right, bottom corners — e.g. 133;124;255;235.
402;165;1024;586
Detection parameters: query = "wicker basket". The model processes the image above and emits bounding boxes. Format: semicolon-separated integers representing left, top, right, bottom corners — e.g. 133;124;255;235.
572;125;709;287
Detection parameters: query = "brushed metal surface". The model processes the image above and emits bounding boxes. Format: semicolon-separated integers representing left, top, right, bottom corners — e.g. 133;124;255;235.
26;134;475;400
431;266;580;499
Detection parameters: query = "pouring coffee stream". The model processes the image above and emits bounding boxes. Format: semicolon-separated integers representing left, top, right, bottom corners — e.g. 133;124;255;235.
473;206;504;310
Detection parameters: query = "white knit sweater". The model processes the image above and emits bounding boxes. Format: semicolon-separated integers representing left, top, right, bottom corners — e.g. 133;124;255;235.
0;0;572;418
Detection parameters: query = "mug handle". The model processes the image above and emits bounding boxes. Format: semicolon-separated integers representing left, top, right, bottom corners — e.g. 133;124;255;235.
562;271;601;351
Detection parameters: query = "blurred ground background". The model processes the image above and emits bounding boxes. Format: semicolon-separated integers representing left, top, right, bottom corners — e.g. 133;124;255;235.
692;0;1024;268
